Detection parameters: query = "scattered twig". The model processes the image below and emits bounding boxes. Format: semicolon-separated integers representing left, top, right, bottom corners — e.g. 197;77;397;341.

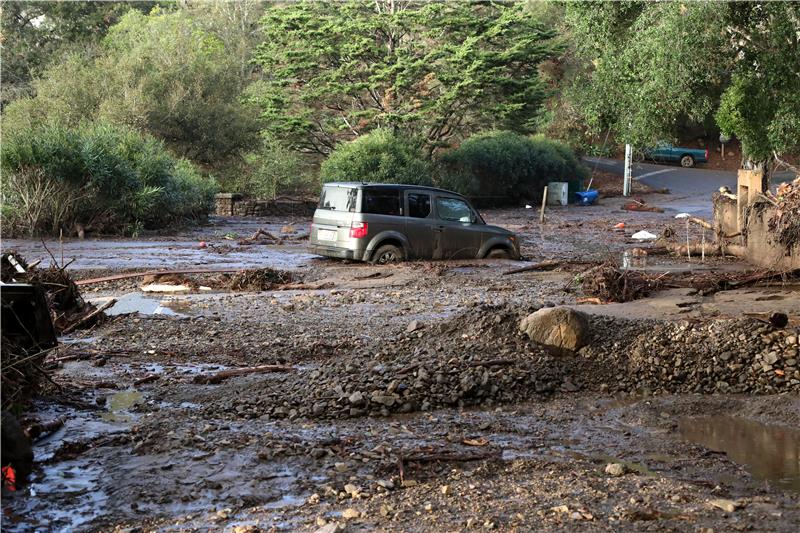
193;364;296;385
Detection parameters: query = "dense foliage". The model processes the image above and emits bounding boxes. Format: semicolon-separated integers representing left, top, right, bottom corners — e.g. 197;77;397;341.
437;131;589;203
3;7;259;170
1;123;216;237
320;129;432;186
251;0;559;155
563;0;800;163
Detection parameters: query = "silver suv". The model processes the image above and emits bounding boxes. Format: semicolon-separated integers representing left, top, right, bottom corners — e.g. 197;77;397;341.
309;183;520;264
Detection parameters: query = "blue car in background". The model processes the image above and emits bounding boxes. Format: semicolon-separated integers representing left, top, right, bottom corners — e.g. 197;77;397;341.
636;142;708;168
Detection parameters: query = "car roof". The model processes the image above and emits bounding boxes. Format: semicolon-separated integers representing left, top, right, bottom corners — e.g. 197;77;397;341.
323;182;463;196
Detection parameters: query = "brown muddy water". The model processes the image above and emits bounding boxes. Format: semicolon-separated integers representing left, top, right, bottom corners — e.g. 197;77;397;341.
678;415;800;492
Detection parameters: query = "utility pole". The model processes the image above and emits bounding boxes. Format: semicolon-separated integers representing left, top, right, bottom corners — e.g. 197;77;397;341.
623;144;633;196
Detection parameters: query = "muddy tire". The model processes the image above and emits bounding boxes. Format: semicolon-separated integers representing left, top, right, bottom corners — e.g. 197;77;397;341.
680;155;695;168
370;244;404;265
1;411;33;484
487;248;512;259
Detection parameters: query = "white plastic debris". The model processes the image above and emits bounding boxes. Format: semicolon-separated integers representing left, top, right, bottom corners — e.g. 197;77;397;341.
525;204;532;209
675;212;690;219
141;284;192;293
631;230;658;241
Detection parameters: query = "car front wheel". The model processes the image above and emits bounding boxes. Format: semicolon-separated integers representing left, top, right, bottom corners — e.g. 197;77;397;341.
680;155;695;168
370;244;404;264
487;248;512;259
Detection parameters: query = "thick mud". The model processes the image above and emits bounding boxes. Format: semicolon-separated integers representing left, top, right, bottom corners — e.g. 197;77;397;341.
3;202;799;532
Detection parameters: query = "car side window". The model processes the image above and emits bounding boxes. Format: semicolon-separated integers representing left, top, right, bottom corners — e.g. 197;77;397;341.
362;189;401;216
436;197;473;223
407;193;431;218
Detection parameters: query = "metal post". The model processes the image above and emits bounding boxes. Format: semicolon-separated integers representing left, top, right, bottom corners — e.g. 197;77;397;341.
539;186;548;224
623;144;632;196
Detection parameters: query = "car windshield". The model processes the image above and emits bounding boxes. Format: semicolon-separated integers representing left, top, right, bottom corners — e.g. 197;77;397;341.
319;186;358;212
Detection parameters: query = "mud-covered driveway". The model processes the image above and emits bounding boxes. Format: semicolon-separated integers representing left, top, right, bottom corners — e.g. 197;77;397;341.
3;202;799;532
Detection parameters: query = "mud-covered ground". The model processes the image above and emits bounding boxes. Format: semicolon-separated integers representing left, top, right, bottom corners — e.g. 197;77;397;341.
3;196;799;532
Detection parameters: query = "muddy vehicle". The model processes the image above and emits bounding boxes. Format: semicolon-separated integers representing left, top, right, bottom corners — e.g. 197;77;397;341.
309;183;521;264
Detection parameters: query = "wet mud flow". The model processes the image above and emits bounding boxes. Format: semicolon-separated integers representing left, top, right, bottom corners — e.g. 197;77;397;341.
679;416;800;492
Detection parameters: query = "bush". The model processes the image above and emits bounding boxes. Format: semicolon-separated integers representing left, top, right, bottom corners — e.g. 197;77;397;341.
320;129;433;186
437;131;589;204
231;135;317;199
1;122;217;236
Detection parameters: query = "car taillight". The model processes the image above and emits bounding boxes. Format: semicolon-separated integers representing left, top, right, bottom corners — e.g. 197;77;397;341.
349;221;368;239
705;148;708;160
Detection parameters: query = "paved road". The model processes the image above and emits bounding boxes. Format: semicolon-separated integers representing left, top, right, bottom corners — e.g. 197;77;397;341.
583;157;793;218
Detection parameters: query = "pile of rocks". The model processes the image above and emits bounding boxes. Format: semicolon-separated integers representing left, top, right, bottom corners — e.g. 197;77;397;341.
580;316;800;394
203;304;568;420
200;305;798;421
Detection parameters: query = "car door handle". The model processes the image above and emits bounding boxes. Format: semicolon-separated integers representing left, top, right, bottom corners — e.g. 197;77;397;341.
434;226;445;231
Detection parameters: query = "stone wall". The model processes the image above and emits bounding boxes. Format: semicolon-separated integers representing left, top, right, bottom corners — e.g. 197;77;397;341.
214;193;316;218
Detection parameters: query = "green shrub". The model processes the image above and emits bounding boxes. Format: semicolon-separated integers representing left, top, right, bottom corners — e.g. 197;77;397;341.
0;122;217;236
436;131;589;204
231;135;317;199
320;129;433;186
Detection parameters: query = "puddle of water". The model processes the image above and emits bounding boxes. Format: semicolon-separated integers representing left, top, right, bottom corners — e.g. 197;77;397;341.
101;389;143;422
4;463;108;532
678;416;800;492
101;293;185;317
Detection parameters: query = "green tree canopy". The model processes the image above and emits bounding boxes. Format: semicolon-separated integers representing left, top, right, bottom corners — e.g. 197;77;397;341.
250;0;559;156
563;0;800;163
3;6;260;169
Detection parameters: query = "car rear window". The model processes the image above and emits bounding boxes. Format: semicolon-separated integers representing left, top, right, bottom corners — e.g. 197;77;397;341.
362;188;401;216
319;186;358;212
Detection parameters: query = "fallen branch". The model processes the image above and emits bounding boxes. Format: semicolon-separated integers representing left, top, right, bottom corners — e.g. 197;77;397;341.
60;299;116;335
193;364;296;385
504;260;596;276
468;359;515;368
134;374;160;386
24;417;65;441
401;449;500;464
76;268;247;286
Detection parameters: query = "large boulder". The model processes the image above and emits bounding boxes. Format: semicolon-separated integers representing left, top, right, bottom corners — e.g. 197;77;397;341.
519;306;590;354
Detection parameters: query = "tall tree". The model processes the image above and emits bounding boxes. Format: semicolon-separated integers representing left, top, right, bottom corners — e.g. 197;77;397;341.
250;0;559;155
563;0;800;166
3;6;260;168
0;1;159;105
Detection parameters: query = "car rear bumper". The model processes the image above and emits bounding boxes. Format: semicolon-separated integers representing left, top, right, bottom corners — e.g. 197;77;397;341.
308;243;366;261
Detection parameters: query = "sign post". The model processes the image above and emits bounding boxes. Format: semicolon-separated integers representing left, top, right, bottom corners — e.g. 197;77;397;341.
623;144;633;196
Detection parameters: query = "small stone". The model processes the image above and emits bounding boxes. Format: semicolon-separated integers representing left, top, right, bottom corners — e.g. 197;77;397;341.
348;391;364;405
314;523;345;533
376;479;394;489
407;320;422;333
709;498;738;513
401;479;418;487
441;484;450;495
605;463;627;477
423;502;433;512
344;484;360;497
334;462;349;472
342;508;361;519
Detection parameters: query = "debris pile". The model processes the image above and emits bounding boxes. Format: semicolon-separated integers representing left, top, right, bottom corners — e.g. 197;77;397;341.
580;316;800;394
768;177;800;249
578;264;663;302
225;267;295;291
578;262;800;302
199;304;568;421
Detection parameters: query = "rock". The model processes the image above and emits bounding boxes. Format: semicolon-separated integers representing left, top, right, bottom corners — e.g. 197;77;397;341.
348;391;364;405
406;320;422;333
314;523;346;533
604;463;627;477
344;483;360;497
342;508;361;519
709;498;738;513
519;307;590;354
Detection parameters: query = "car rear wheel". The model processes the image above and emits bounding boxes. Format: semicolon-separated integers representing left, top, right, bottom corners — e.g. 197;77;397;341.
680;155;695;168
370;244;404;264
487;248;512;259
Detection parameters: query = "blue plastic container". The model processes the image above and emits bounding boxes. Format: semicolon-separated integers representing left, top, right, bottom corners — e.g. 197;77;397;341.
574;190;599;206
